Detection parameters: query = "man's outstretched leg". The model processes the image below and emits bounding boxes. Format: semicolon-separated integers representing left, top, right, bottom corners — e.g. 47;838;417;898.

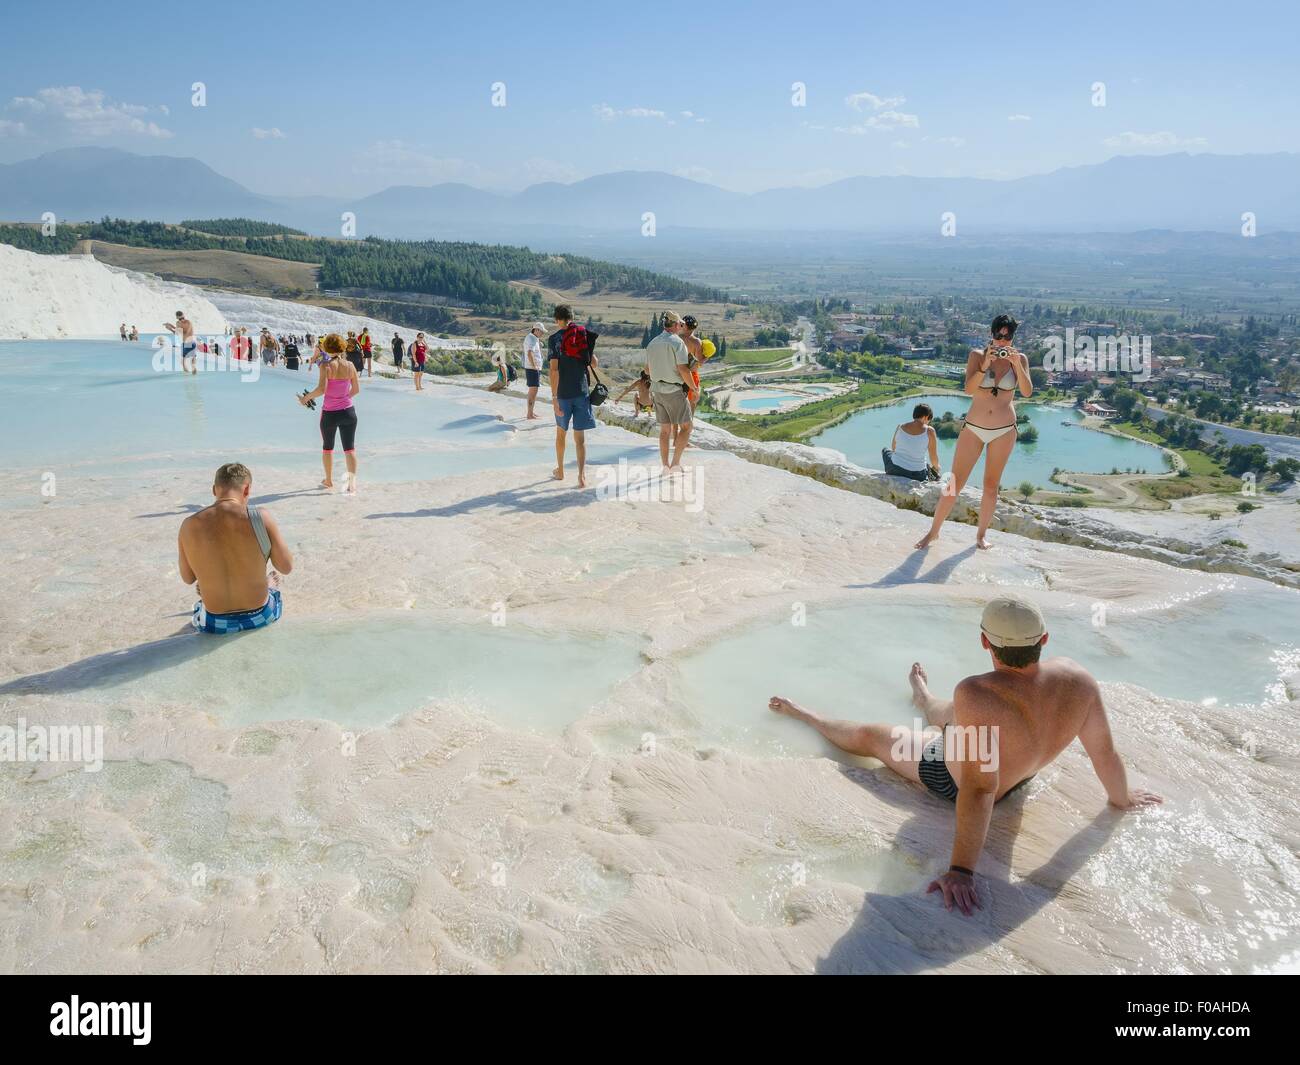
769;696;931;785
909;662;954;726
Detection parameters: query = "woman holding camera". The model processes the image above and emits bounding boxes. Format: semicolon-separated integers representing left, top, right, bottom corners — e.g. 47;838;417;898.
913;314;1033;551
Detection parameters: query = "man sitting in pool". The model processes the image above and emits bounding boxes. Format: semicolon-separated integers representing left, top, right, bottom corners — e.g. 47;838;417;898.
768;594;1162;917
178;463;294;634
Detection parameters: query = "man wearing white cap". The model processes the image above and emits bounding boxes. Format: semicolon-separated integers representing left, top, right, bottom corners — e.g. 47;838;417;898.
523;322;545;419
769;594;1161;917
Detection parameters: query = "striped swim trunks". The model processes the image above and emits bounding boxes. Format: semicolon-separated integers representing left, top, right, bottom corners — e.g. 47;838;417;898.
918;729;959;802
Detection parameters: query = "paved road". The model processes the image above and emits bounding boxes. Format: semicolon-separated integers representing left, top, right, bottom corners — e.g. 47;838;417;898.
1144;404;1300;462
793;316;821;369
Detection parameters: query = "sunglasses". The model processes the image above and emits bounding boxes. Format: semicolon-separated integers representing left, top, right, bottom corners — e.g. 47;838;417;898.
994;332;1012;341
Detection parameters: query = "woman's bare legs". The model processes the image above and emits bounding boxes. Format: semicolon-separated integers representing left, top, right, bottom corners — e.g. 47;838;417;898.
320;450;333;489
975;430;1016;549
914;429;984;549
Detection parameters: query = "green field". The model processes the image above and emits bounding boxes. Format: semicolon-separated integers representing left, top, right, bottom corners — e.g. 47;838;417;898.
1112;420;1225;476
721;347;791;365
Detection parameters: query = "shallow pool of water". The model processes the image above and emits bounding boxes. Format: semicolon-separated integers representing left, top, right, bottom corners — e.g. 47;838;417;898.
3;339;637;479
736;392;807;411
676;586;1300;757
5;616;644;732
814;393;1166;484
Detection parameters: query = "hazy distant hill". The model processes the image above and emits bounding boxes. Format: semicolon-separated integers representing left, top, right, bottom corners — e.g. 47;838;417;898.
0;147;277;222
2;147;1297;237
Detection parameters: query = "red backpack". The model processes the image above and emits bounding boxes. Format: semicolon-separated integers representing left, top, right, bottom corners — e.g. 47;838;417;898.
560;323;588;359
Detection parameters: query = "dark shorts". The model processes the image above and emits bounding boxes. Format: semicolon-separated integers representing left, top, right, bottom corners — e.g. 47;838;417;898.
321;406;358;452
182;342;196;356
918;731;960;801
555;395;596;432
918;727;1036;803
525;368;541;388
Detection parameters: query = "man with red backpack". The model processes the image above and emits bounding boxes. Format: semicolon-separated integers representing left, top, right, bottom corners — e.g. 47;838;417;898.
547;304;600;487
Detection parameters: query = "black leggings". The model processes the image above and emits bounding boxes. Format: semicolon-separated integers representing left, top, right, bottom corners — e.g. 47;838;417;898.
320;407;358;452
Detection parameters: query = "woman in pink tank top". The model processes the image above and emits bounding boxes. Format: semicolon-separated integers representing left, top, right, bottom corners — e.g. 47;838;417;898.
298;333;361;492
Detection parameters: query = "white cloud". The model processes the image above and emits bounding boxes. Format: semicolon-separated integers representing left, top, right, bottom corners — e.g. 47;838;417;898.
1007;114;1031;122
7;86;173;138
0;119;26;137
931;135;966;147
674;165;714;183
252;127;286;140
834;109;919;134
593;103;667;121
1103;130;1207;148
845;91;905;112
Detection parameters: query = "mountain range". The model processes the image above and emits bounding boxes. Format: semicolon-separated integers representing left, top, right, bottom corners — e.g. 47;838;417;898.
2;146;1298;239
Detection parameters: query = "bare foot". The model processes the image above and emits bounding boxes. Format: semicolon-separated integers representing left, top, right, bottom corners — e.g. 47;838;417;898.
577;471;587;488
527;413;539;420
346;474;357;494
552;467;564;481
768;696;813;723
976;533;992;550
908;662;931;710
320;480;333;489
914;529;939;550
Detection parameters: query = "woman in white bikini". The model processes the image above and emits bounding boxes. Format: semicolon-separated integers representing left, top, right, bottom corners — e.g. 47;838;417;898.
914;314;1032;551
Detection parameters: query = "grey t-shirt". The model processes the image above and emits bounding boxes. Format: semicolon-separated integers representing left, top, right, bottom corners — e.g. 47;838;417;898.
646;331;690;395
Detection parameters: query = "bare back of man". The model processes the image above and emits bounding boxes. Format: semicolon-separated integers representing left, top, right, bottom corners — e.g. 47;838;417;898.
910;657;1099;797
178;466;292;615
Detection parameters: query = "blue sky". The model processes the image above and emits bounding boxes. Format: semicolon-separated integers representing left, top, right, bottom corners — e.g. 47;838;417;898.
1;0;1296;196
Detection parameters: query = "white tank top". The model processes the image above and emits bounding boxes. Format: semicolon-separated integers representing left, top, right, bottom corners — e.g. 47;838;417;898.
891;424;931;471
